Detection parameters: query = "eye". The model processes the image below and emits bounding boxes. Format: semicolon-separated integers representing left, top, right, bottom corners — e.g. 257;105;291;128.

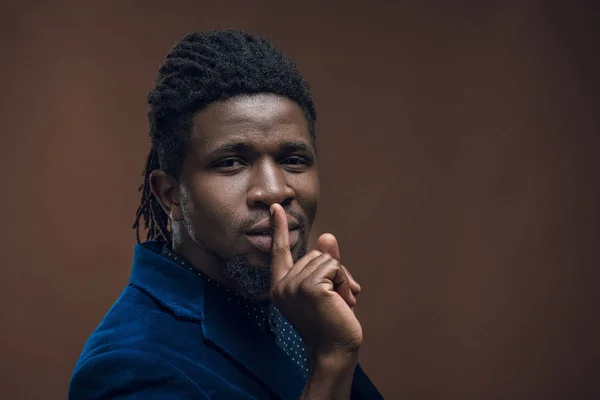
212;158;245;170
280;156;311;167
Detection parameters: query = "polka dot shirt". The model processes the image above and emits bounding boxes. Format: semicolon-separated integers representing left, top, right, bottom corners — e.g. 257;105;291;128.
161;245;309;376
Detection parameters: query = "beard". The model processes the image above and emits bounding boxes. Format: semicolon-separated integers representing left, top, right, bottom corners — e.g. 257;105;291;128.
222;243;308;299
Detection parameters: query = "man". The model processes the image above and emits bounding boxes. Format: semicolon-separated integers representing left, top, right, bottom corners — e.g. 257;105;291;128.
69;29;383;399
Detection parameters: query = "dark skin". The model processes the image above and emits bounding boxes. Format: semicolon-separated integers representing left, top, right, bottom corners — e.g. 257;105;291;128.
151;93;362;399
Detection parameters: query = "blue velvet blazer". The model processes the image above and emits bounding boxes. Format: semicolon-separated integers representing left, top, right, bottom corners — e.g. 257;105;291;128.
69;241;383;399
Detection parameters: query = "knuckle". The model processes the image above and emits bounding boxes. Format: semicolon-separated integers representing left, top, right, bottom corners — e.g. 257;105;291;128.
271;241;285;250
321;256;339;269
319;253;333;263
271;244;288;255
298;279;312;293
308;249;322;258
282;280;296;296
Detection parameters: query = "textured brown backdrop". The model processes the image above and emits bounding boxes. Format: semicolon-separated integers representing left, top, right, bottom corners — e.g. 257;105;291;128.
1;1;599;399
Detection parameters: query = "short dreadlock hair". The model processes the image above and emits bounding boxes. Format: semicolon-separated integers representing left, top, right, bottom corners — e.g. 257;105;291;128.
133;29;317;243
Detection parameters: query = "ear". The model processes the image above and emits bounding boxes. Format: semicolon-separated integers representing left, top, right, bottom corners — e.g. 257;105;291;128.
149;170;183;222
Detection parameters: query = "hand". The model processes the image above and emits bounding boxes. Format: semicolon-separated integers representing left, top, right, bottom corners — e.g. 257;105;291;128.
269;204;363;358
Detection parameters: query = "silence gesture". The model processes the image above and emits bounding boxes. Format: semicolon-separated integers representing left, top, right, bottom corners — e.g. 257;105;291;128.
269;203;363;399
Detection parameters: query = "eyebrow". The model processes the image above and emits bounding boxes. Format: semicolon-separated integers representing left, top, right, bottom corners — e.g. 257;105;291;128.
206;141;314;158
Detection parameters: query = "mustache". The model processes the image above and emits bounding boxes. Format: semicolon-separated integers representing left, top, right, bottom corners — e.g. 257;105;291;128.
240;208;306;234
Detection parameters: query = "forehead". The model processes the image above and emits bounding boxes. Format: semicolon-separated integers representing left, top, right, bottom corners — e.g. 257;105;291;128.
190;93;312;155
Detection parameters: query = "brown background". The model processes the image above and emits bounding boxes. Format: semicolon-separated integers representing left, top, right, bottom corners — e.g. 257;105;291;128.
1;1;599;399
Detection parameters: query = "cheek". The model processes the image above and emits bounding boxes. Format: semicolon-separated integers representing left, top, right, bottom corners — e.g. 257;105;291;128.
183;177;244;244
294;176;320;224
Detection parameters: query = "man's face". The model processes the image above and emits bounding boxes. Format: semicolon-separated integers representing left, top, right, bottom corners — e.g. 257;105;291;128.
175;93;319;297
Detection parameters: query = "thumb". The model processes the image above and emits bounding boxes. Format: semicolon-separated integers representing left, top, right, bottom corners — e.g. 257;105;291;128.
316;233;361;296
270;203;294;285
315;233;341;261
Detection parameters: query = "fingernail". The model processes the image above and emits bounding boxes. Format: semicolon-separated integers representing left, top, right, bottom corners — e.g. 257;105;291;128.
270;204;275;216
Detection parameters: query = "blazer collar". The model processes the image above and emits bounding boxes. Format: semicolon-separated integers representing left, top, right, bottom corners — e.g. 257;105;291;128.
129;241;306;399
129;241;204;321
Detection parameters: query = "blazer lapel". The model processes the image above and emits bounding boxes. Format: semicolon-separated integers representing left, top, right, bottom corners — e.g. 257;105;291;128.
201;283;306;400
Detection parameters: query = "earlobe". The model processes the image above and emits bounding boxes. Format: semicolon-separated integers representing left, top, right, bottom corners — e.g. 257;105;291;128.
149;170;183;222
170;196;184;222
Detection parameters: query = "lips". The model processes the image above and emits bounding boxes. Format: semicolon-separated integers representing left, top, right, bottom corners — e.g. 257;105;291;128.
245;217;300;235
246;229;300;252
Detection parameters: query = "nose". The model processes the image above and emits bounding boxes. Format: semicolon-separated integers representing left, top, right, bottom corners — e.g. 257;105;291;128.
246;159;295;208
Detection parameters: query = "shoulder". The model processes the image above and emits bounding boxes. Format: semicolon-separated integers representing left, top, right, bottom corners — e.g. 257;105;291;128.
70;348;258;400
69;349;209;399
71;289;256;399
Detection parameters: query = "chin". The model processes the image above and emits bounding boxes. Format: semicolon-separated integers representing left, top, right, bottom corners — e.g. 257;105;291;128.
222;252;271;300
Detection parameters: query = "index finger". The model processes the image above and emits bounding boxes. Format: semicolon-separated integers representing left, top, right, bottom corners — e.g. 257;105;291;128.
270;203;294;284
